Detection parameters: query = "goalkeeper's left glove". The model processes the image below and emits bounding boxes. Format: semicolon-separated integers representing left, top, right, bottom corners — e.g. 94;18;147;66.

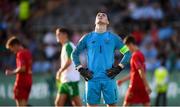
76;65;93;81
106;65;123;79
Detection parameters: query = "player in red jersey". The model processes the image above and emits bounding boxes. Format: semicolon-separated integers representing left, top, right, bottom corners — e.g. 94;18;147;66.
117;36;151;106
5;36;32;106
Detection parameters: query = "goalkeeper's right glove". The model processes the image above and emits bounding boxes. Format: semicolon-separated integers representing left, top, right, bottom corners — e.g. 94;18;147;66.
106;65;123;79
76;65;93;81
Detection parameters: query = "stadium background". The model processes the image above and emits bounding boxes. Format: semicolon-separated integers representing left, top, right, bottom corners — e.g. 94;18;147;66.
0;0;180;106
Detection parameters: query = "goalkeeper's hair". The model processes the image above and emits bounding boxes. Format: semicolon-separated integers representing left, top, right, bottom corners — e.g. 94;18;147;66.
6;36;21;49
96;10;110;21
57;27;73;40
124;36;136;45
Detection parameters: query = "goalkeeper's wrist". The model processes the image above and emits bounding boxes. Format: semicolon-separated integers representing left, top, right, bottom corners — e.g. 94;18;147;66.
76;65;83;71
118;63;124;69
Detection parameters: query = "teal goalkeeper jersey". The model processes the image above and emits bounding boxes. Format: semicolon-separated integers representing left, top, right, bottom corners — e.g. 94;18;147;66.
72;31;131;80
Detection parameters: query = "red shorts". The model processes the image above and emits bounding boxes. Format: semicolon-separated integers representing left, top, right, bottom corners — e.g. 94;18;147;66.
124;88;150;104
13;83;32;101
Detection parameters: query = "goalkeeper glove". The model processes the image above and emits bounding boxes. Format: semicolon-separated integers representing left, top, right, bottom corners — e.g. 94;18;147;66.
77;65;93;81
106;65;123;79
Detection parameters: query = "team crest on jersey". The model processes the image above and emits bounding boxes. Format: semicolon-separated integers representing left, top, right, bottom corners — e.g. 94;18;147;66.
104;39;110;44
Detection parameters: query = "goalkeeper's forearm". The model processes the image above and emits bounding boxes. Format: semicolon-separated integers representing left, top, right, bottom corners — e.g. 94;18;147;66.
120;51;131;67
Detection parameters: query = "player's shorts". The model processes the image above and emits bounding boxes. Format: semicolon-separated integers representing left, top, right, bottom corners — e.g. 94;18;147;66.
58;81;79;98
124;88;150;104
86;79;118;105
13;82;32;101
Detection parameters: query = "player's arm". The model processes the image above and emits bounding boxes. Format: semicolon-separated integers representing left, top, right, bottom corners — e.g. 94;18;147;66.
58;59;71;73
138;68;151;94
72;34;93;81
106;34;131;79
72;35;87;67
134;57;151;94
117;74;130;86
113;34;131;67
59;44;73;73
118;42;131;68
6;66;26;75
6;53;26;75
56;44;73;80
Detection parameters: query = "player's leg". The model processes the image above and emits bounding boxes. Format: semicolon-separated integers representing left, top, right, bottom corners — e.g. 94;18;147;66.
55;93;67;106
72;96;82;106
86;81;101;106
15;99;27;106
123;88;134;107
155;93;160;106
14;86;30;106
70;82;82;106
19;99;27;106
142;102;150;107
55;82;69;106
15;100;20;106
102;79;118;106
162;92;167;106
123;101;132;107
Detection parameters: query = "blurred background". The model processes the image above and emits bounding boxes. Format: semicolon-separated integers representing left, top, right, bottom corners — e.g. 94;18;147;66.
0;0;180;106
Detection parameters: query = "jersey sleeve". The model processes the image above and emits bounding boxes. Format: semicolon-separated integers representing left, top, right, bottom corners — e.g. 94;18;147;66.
72;34;88;66
133;54;143;70
17;52;26;67
65;43;73;59
113;34;131;66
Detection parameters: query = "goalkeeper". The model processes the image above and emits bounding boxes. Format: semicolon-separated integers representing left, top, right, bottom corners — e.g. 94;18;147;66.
72;11;131;106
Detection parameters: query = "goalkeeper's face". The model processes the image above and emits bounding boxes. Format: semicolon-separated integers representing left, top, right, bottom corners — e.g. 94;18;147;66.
95;12;109;25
